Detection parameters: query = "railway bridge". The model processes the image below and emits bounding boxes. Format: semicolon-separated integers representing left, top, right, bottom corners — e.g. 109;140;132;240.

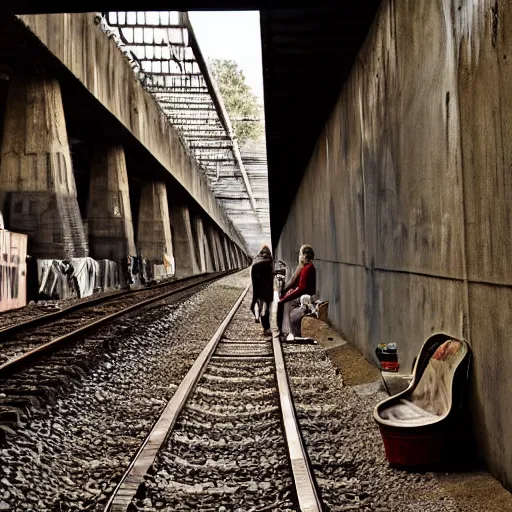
1;1;512;510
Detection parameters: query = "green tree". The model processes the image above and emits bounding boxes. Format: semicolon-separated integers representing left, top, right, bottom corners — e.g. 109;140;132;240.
209;58;263;145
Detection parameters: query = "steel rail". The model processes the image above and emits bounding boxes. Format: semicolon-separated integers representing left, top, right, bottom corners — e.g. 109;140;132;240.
104;283;250;512
0;272;233;379
273;332;323;511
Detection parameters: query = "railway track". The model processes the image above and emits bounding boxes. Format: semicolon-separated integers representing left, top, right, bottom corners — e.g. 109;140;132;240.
0;272;230;378
105;285;323;512
0;287;125;330
0;271;234;443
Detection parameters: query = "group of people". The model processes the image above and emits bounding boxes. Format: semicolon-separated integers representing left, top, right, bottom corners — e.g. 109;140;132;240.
250;243;316;339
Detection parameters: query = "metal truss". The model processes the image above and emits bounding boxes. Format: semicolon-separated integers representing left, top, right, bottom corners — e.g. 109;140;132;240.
103;11;263;249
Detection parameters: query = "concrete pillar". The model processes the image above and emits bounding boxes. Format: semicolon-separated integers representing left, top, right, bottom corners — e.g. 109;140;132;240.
194;216;214;272
0;76;87;259
237;248;242;267
218;233;229;270
137;182;173;262
231;243;238;268
225;240;233;269
229;242;240;268
87;144;136;261
170;204;200;278
206;225;223;271
204;239;214;272
222;235;234;269
214;230;227;271
233;245;240;268
194;216;206;272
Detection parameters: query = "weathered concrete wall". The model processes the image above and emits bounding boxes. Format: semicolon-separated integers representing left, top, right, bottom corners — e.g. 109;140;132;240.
17;13;247;253
276;0;512;489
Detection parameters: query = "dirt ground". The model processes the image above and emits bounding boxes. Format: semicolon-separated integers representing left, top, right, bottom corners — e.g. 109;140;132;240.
300;316;512;511
302;316;380;386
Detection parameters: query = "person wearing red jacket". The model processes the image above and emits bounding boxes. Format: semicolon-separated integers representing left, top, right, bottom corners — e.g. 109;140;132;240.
277;244;316;337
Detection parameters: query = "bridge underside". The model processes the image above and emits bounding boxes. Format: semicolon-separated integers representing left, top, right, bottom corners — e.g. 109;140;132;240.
260;6;381;245
0;12;251;298
4;1;382;248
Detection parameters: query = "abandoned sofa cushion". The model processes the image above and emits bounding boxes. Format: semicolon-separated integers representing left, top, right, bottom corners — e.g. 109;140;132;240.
379;399;439;426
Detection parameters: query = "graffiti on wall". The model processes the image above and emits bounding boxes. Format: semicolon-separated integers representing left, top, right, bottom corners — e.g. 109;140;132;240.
0;229;27;311
0;254;20;299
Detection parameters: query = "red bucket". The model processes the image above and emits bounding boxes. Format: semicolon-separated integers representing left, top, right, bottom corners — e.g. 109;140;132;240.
380;361;399;372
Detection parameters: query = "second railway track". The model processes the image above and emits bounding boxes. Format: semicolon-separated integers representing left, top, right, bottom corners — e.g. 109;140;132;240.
0;271;231;377
0;271;233;445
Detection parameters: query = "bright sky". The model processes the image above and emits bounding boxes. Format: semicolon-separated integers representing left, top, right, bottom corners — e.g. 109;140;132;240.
189;11;264;104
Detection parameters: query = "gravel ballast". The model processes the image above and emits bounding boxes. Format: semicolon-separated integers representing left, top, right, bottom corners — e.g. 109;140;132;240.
0;289;124;330
284;343;454;511
283;339;512;512
0;272;247;511
138;289;296;511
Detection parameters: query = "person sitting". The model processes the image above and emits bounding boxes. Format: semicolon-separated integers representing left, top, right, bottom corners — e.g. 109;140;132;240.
250;245;274;337
277;244;316;338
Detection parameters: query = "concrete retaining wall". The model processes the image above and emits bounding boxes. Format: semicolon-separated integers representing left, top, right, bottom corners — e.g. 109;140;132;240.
275;0;512;489
17;13;247;254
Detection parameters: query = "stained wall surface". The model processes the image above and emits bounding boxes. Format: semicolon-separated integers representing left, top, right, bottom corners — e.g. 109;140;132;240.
275;0;512;489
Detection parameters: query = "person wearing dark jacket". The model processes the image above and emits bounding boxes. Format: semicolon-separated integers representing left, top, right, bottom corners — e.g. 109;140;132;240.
250;245;274;336
277;244;316;337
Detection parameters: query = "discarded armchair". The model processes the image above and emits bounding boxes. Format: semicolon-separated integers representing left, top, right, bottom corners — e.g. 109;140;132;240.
373;333;472;468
